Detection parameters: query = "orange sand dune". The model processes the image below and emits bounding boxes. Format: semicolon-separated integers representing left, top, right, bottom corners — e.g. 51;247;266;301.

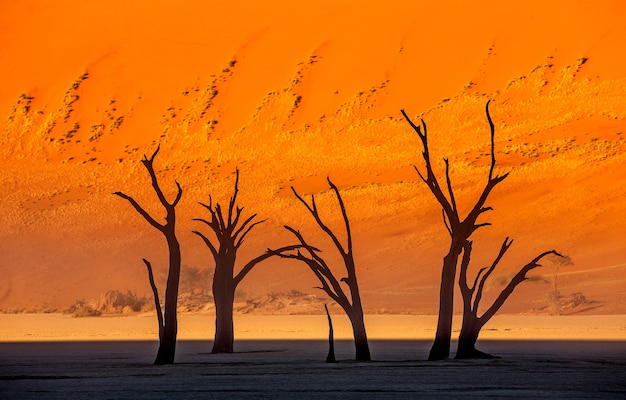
0;1;625;316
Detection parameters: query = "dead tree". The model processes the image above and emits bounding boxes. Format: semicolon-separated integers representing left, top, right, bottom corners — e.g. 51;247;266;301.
192;169;302;353
113;146;182;365
457;239;562;358
324;304;337;363
275;179;371;361
401;100;508;360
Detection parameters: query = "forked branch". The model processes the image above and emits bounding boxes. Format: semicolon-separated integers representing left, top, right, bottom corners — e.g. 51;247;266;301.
277;225;349;307
290;182;348;257
465;100;509;230
402;101;509;237
473;237;513;312
479;249;563;325
113;146;182;231
142;146;183;209
401;110;457;229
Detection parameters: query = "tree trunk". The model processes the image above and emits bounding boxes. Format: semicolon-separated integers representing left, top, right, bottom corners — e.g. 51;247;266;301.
456;247;560;359
455;318;497;359
428;241;463;361
212;257;236;354
456;319;481;359
455;321;480;359
348;309;371;361
154;330;177;365
212;290;235;353
154;235;181;365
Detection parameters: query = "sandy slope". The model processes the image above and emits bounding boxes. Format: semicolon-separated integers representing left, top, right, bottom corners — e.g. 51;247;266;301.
0;1;625;315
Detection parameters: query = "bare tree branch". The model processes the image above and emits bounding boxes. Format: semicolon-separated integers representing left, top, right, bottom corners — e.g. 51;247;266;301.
291;185;347;257
478;250;563;325
191;230;218;260
471;267;488;293
279;225;350;308
327;177;353;255
464;101;509;229
401;109;458;228
214;203;226;231
273;249;341;304
143;259;164;340
442;209;452;236
413;165;428;185
230;206;244;234
473;238;513;313
192;217;220;233
282;225;330;272
290;186;317;216
232;214;262;244
235;219;266;250
444;159;458;214
113;191;164;231
172;181;183;207
227;169;240;226
486;99;496;180
232;244;304;287
458;240;473;301
140;146;181;209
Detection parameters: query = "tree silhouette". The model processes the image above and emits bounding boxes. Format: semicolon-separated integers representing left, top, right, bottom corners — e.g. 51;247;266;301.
402;101;507;360
457;238;561;358
275;179;371;361
402;100;560;359
113;146;182;365
192;169;302;353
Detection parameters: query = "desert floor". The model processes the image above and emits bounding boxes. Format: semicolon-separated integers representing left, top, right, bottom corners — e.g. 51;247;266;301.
1;340;625;399
1;314;625;398
2;314;626;342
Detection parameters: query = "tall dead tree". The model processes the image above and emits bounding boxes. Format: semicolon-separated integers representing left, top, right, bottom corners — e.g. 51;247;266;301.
192;169;302;353
113;146;182;365
401;100;509;360
457;238;561;358
276;179;371;361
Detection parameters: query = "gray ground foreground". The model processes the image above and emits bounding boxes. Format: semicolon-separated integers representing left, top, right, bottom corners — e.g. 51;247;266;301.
1;340;625;399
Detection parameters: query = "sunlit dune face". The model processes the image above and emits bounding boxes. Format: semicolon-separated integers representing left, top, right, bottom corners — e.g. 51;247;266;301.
0;1;625;318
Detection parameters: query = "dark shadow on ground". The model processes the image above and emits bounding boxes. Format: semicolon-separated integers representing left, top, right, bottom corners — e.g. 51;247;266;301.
0;340;624;399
